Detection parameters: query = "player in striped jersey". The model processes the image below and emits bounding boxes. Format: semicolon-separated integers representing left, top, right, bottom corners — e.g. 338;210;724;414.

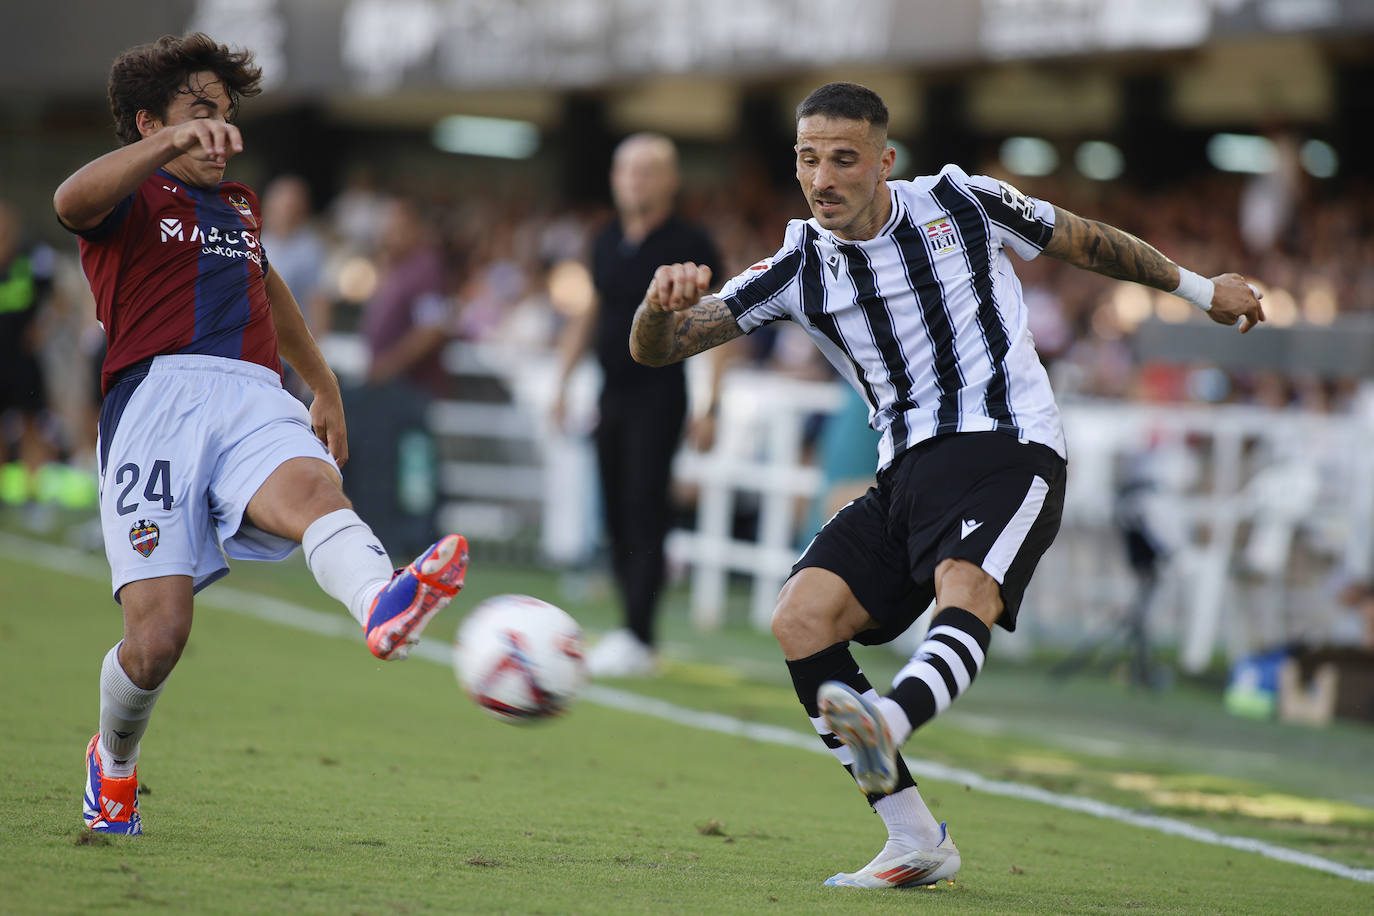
631;82;1265;888
56;34;469;836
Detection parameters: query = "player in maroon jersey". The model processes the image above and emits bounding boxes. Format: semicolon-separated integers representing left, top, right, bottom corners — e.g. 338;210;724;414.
54;33;469;836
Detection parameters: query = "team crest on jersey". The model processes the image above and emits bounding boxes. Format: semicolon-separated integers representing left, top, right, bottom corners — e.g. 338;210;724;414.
226;194;254;220
129;520;160;557
922;217;958;255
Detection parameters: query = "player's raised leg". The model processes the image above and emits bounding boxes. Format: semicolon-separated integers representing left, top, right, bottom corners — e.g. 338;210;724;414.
868;561;997;749
842;448;1065;773
772;568;956;888
244;456;468;660
362;533;468;660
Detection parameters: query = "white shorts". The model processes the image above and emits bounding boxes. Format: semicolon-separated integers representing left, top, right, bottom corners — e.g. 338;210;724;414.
97;354;338;601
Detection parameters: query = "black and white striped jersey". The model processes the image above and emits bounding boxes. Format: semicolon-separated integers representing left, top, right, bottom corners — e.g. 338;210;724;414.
717;164;1066;471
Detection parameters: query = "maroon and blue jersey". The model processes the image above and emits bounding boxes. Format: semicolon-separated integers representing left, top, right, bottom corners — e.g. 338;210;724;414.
71;170;281;394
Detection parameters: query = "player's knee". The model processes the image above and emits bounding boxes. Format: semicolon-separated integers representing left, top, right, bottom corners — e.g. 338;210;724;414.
295;465;351;519
771;568;875;657
769;600;803;647
771;586;846;657
121;618;190;687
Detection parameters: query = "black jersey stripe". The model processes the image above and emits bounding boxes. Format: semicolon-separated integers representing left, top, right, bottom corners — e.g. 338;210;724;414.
967;185;1054;250
893;215;963;436
839;243;915;448
721;248;802;320
932;175;1020;435
797;226;881;414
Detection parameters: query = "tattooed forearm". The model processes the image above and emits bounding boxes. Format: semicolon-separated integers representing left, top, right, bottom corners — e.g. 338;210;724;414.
1044;205;1179;291
672;296;744;357
630;303;678;366
630;295;743;367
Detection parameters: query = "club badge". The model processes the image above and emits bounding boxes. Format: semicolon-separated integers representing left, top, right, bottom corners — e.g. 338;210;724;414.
226;193;254;220
129;519;160;557
923;217;958;255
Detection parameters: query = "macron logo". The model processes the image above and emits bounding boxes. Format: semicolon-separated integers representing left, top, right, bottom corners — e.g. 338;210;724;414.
961;518;983;539
159;218;184;242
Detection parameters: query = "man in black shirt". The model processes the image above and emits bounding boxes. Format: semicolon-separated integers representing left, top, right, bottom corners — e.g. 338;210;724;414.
553;133;721;676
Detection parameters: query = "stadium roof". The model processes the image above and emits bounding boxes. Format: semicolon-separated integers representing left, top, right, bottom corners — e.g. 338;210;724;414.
3;0;1372;95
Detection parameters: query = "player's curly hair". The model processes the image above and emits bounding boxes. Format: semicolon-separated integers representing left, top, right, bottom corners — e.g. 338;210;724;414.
107;33;262;146
796;82;890;132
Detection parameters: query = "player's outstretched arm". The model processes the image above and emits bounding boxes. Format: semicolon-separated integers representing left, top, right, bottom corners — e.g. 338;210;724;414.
630;262;743;367
1043;205;1265;333
265;267;348;465
54;119;243;230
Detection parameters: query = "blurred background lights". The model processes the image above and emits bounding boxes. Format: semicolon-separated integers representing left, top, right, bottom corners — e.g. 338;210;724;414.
1262;284;1300;327
1299;139;1338;178
547;259;596;318
1206;133;1277;174
335;256;378;304
432;115;540;159
1074;140;1125;181
1154;290;1194;324
1302;281;1338;325
1111;283;1153;332
1207;134;1338;179
999;136;1059;177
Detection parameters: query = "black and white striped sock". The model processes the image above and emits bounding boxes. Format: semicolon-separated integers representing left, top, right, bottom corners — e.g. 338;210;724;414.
785;641;917;805
881;607;991;745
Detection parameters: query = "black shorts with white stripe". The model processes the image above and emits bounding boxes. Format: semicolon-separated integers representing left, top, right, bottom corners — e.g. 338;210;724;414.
791;430;1066;639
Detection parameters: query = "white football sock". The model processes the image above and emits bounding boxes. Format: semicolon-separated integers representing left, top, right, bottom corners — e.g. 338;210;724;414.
302;509;396;627
870;786;946;862
99;643;164;778
875;696;914;746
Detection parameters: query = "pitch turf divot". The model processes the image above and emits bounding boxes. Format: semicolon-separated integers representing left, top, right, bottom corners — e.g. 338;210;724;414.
3;531;1370;886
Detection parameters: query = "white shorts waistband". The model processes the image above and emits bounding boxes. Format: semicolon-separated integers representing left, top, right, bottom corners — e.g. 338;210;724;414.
145;354;282;388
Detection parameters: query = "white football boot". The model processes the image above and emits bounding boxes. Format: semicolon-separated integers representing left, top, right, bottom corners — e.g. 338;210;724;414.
824;822;961;889
585;628;657;678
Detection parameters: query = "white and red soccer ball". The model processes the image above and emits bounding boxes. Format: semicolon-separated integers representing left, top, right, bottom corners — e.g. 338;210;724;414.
453;595;587;724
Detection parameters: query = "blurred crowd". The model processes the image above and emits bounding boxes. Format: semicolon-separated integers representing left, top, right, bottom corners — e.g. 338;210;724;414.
2;151;1372;521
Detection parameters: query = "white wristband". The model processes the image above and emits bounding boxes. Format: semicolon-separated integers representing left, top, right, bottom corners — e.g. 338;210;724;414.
1173;267;1214;312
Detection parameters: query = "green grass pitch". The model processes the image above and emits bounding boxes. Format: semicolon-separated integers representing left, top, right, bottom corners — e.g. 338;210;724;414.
1;539;1371;914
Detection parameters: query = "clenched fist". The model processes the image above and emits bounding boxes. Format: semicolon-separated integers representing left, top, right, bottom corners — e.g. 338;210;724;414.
645;262;713;313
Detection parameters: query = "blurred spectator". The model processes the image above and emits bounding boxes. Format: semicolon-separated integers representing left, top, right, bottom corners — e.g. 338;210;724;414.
360;197;452;398
329;164;388;253
0;200;59;505
261;175;332;400
1239;132;1302;256
551;133;722;677
261;174;330;332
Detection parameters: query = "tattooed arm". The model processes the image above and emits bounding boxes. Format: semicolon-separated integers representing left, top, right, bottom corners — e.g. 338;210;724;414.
630;262;744;367
1043;205;1265;333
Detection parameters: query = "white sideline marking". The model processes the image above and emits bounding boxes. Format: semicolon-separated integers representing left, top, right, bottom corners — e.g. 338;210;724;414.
4;531;1371;885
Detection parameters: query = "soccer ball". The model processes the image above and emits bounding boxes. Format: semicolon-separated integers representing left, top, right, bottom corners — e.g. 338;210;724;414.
453;594;587;724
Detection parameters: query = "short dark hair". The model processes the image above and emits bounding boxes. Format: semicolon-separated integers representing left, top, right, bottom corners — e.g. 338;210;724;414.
107;33;262;145
796;82;889;131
